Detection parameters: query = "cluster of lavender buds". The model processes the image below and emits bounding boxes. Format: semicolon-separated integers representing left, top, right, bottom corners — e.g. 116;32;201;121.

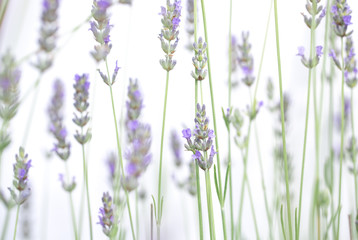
34;0;60;72
90;0;113;62
301;0;326;29
344;37;357;88
8;147;32;205
158;0;182;71
297;45;323;68
98;61;120;86
182;103;217;171
98;192;118;238
185;0;194;50
125;78;143;141
58;174;76;192
331;0;353;37
170;130;183;167
122;79;152;192
48;79;71;161
191;37;207;81
106;151;117;187
0;52;21;153
246;100;264;121
237;32;255;87
230;36;239;74
73;74;92;145
0;51;21;123
230;109;245;149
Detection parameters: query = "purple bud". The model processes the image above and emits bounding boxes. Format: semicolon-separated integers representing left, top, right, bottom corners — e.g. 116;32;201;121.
319;8;326;18
209;145;217;158
208;129;215;139
192;151;202;160
343;15;352;26
316;46;323;58
182;128;191;139
297;46;305;57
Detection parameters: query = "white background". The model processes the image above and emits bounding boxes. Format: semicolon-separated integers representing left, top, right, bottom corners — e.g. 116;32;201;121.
1;0;358;239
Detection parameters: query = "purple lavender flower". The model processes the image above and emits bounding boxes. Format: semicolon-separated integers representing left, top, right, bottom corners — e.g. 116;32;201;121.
301;1;326;29
170;130;183;167
122;79;152;191
8;147;32;205
98;192;117;237
344;37;358;88
34;0;60;72
48;79;71;161
182;103;216;171
159;0;182;71
297;45;324;68
191;37;208;81
247;100;264;120
331;0;353;37
73;74;92;145
58;173;76;192
90;0;113;62
237;32;255;87
0;51;21;124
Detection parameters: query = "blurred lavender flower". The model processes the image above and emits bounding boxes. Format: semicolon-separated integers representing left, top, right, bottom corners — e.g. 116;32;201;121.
183;103;217;171
90;0;113;62
331;0;353;37
301;0;326;29
170;130;183;167
106;151;117;186
73;74;92;145
58;173;76;192
296;45;324;68
125;78;143;142
334;96;350;131
237;32;255;87
98;192;118;238
344;37;357;88
191;37;208;81
8;147;32;205
0;51;21;123
158;0;182;71
185;0;194;50
48;79;71;161
98;60;120;86
34;0;60;72
246;100;264;120
122;79;152;191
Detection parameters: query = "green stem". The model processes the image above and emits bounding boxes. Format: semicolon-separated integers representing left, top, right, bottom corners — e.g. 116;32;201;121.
236;169;246;240
254;122;273;240
297;61;313;240
65;163;79;240
0;0;9;31
199;1;226;238
78;181;86;239
105;59;136;240
228;0;233;236
156;70;170;237
205;170;216;240
273;0;293;238
80;129;93;240
12;205;20;240
1;208;11;240
351;89;358;212
245;173;260;239
136;190;139;239
336;36;345;240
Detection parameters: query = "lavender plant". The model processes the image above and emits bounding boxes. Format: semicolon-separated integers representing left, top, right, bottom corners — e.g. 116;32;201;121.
98;192;118;239
73;73;93;239
8;147;31;240
155;1;182;238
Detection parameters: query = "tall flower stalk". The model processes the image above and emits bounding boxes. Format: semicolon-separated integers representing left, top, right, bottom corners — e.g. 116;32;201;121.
199;1;227;238
296;0;325;238
48;79;78;240
155;1;181;238
329;0;353;237
73;74;93;239
90;0;136;238
183;104;218;240
273;0;293;238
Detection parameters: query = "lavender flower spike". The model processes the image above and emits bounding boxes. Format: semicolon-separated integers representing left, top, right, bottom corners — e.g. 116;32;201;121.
344;37;358;88
331;0;353;37
34;0;60;72
73;74;92;145
98;192;118;238
301;0;325;29
191;37;208;81
182;103;217;171
237;32;255;87
159;0;182;71
170;130;183;167
90;0;113;62
48;79;71;161
8;147;32;205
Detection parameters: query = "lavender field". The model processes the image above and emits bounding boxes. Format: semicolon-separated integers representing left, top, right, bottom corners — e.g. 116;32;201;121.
0;0;358;239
